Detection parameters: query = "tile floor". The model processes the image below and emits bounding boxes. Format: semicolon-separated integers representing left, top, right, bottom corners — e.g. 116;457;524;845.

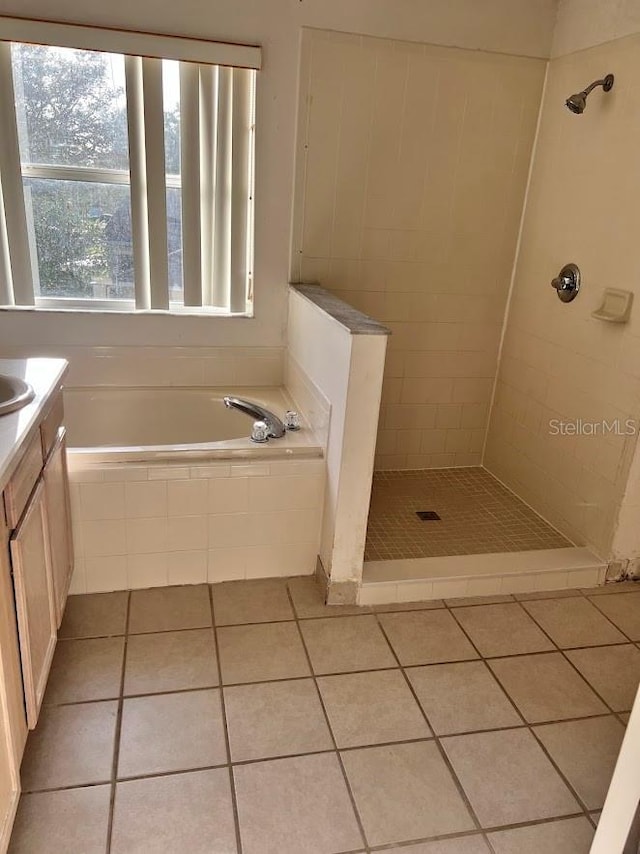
9;577;640;853
365;468;572;560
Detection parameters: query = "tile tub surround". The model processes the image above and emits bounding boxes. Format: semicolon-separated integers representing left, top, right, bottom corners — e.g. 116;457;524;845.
0;345;285;390
293;29;547;471
14;578;640;852
67;458;325;592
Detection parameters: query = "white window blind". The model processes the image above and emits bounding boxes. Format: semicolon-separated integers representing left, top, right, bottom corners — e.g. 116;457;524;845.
0;18;259;314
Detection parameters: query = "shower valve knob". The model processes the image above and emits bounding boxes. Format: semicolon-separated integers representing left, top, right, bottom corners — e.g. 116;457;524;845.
551;263;581;303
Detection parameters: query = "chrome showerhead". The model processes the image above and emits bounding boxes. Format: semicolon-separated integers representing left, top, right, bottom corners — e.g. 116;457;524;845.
565;74;614;114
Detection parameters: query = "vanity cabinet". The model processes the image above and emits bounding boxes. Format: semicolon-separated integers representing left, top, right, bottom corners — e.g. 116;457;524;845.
2;390;72;730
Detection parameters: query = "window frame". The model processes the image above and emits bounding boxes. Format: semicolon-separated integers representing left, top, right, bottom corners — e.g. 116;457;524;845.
0;17;260;316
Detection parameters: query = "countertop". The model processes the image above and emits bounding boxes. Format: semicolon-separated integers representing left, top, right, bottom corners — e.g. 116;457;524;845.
0;358;68;494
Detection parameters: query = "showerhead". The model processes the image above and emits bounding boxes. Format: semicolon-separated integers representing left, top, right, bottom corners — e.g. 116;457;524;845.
565;74;614;114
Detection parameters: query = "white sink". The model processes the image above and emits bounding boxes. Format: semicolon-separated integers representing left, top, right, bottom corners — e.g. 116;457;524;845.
0;375;35;416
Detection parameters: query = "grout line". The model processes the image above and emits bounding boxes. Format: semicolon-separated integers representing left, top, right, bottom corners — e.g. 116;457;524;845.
285;583;371;854
585;593;640;646
371;610;487;842
443;599;602;825
208;584;244;854
507;601;624;818
104;590;131;854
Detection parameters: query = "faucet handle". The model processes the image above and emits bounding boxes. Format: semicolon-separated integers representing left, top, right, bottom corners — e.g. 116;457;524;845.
284;410;301;431
250;420;269;443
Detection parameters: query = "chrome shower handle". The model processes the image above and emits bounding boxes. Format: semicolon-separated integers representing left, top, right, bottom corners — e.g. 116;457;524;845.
551;263;581;303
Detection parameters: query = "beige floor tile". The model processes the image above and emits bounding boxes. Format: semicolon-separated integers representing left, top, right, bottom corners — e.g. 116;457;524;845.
234;753;363;854
128;585;211;633
8;785;111;854
534;716;625;810
287;576;369;618
488;816;594;853
217;622;310;684
488;653;608;723
371;600;445;612
118;689;226;777
566;644;640;711
515;590;583;601
442;728;579;826
378;610;478;666
318;670;431;747
588;593;640;640
44;637;124;704
522;598;626;648
407;661;521;735
212;578;294;625
300;615;396;674
341;741;474;845
225;679;332;761
111;768;236;854
59;592;128;639
452;603;555;657
445;594;515;607
124;628;218;695
382;840;490;854
21;701;118;791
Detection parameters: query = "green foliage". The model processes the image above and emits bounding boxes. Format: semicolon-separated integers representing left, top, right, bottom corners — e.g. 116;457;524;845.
12;44;180;298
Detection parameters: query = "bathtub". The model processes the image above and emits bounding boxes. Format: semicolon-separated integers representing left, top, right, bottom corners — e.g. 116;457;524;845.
64;386;325;593
64;386;321;463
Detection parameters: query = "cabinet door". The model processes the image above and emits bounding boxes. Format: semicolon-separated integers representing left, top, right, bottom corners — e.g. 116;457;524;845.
10;479;57;729
0;525;21;851
0;525;26;765
43;429;73;627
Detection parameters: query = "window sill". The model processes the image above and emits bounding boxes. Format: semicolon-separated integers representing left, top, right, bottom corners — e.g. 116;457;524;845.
0;304;253;319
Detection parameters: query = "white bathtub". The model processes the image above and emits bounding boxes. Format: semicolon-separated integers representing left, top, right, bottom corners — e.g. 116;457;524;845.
64;386;321;463
64;386;325;593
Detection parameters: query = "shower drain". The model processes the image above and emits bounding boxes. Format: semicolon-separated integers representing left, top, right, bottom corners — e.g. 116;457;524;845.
416;511;441;521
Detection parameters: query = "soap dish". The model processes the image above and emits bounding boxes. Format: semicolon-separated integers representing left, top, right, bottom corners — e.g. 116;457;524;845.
592;288;634;323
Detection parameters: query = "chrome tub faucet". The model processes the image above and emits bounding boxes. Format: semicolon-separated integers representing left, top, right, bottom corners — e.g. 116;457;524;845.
223;396;286;439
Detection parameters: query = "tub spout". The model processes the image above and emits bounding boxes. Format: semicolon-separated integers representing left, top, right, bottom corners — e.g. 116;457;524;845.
223;396;286;439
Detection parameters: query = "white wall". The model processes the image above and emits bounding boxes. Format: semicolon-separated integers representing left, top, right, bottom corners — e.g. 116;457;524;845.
0;0;557;360
287;287;387;596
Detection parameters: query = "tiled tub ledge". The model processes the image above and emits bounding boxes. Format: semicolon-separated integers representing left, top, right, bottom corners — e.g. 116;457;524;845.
68;457;325;593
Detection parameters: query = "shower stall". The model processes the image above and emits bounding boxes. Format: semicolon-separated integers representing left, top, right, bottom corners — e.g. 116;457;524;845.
293;28;640;602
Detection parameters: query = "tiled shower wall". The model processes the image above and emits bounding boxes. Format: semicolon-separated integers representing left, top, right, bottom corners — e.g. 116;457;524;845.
485;33;640;559
293;29;546;470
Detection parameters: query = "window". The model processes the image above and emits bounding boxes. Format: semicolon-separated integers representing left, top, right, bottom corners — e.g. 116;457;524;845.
0;19;259;314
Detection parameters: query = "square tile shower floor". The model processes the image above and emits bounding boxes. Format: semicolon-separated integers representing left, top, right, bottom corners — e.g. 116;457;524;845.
365;467;572;561
10;576;640;853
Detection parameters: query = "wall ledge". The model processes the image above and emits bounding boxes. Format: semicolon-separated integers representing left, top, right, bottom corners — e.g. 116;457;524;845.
290;284;391;337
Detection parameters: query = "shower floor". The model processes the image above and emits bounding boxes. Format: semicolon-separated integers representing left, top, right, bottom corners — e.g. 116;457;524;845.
365;467;572;562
